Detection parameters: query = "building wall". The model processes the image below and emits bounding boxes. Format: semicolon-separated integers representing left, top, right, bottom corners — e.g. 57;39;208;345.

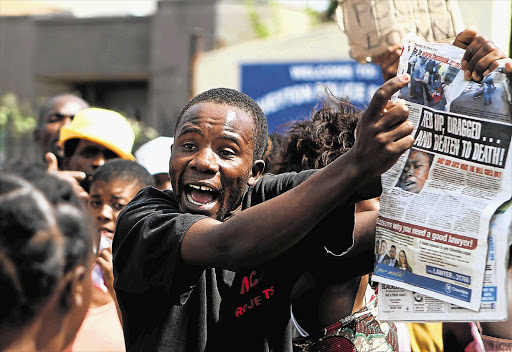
34;16;151;80
0;15;152;121
194;23;351;95
0;0;217;139
34;16;152;122
149;0;216;135
457;0;511;56
215;2;313;47
0;16;37;101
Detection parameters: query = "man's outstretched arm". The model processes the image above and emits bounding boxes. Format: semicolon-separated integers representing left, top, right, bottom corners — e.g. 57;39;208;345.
181;74;414;270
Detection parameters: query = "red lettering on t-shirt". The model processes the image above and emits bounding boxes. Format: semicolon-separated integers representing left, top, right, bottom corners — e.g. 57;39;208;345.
240;270;261;294
235;306;244;317
262;286;274;299
234;286;274;317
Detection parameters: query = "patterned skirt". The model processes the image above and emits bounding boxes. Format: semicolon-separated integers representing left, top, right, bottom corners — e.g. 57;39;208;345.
292;294;398;352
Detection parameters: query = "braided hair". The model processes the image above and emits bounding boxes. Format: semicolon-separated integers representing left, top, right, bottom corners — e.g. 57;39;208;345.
0;174;65;328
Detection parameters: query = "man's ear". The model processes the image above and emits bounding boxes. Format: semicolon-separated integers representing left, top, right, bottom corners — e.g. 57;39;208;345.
248;159;265;186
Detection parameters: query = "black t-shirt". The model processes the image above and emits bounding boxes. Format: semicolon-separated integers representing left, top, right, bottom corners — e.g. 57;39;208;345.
113;171;358;351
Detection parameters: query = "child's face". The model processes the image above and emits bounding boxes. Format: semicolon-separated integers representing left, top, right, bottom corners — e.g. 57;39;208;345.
88;179;140;239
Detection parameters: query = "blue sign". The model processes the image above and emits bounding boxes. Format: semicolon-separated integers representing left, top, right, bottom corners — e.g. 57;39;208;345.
241;61;384;133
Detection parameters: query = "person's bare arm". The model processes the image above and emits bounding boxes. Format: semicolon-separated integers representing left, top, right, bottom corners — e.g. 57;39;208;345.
180;74;414;270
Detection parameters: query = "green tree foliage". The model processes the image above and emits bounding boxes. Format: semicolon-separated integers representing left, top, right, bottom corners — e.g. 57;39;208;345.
0;93;36;137
125;116;159;151
246;0;270;38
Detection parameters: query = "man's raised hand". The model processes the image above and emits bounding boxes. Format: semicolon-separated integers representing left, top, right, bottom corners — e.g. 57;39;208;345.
351;73;414;177
45;152;89;202
453;26;509;81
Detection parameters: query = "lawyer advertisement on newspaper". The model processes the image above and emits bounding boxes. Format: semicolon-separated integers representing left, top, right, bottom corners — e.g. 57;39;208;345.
378;201;511;322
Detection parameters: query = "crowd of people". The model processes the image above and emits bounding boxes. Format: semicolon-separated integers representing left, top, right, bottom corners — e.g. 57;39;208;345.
0;26;511;352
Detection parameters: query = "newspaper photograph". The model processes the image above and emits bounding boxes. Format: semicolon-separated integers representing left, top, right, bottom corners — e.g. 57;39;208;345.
371;33;512;311
377;200;512;322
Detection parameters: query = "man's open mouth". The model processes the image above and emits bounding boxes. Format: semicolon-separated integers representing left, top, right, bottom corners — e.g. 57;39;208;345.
186;184;219;206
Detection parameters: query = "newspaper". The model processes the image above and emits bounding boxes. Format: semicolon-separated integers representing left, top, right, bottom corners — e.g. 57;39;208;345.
378;200;512;321
371;33;512;312
335;0;462;62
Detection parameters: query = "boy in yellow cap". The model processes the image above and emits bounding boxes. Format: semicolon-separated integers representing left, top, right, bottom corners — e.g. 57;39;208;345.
59;107;135;191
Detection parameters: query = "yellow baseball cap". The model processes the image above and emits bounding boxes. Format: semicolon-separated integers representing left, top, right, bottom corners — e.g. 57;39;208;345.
60;108;135;161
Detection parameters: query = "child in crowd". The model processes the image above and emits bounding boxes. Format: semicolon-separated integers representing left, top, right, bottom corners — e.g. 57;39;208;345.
69;159;153;352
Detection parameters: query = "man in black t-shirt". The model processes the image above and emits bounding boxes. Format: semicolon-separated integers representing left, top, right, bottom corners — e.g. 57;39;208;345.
113;77;413;351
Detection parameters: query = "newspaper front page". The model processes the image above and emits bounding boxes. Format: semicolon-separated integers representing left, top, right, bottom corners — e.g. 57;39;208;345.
371;34;512;311
378;200;511;322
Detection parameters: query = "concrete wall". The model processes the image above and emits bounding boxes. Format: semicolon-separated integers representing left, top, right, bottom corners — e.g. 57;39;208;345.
457;0;511;56
34;16;151;80
215;2;313;47
149;0;216;135
0;0;217;138
0;16;37;101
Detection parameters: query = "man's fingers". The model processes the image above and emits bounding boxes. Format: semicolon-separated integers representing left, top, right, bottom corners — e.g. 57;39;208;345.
46;152;86;183
49;169;88;202
66;171;86;182
365;74;410;122
506;60;512;73
378;103;410;130
452;26;478;49
377;118;415;145
390;133;415;153
464;41;505;81
45;152;59;172
480;58;511;78
383;98;406;112
97;247;113;261
461;36;488;70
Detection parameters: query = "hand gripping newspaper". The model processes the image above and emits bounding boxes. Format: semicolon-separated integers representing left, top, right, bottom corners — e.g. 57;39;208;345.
372;33;512;321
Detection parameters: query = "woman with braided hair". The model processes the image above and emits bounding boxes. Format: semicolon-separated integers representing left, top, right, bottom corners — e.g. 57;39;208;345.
0;173;96;352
